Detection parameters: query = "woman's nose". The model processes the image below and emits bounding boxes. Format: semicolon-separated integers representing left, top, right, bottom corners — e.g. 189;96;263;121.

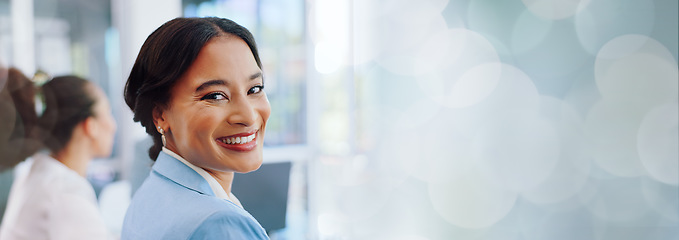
226;96;257;127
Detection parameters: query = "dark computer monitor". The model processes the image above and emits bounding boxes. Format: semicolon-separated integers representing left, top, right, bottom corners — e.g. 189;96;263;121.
232;161;292;232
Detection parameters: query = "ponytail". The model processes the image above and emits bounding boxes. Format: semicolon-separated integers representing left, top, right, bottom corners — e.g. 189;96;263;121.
0;68;41;170
0;68;97;170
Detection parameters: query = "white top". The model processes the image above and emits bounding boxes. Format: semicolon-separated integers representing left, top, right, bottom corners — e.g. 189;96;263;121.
0;153;112;240
162;147;242;207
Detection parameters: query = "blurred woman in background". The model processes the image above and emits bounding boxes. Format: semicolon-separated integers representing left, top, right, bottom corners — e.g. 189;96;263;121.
0;68;116;240
122;17;270;239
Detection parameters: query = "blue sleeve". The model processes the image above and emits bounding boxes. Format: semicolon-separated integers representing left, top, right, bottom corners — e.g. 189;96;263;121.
188;211;270;240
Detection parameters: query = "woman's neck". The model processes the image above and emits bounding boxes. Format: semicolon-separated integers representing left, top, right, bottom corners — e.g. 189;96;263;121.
51;142;91;177
204;169;235;194
162;146;237;202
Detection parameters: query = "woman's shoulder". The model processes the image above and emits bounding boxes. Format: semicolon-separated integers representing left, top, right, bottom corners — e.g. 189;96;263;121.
123;170;261;237
123;186;267;239
18;153;96;200
189;209;269;239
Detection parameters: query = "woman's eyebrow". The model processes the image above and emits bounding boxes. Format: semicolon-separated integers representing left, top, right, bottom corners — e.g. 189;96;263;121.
195;72;261;92
249;72;262;81
195;79;227;92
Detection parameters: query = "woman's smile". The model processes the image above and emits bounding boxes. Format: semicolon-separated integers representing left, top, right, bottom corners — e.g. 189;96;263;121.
216;130;258;152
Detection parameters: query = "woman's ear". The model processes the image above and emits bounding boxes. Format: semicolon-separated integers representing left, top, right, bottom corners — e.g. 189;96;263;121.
152;106;168;133
81;116;97;139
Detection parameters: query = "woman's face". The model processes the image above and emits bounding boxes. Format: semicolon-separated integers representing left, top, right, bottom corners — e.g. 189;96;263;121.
157;35;270;173
90;86;117;157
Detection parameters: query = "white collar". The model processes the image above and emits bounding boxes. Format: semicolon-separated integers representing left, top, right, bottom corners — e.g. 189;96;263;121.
161;147;241;206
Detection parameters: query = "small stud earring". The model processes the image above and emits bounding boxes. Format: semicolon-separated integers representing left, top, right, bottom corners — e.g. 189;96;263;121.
158;126;166;146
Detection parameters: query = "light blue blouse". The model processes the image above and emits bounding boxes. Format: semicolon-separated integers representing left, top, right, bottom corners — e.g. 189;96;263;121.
121;151;269;239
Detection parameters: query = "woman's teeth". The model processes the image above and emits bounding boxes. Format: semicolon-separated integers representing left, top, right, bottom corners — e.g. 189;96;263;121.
221;133;256;145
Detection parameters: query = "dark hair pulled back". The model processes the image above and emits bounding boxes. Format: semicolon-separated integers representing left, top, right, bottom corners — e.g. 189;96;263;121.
0;68;97;170
39;76;97;153
124;17;261;160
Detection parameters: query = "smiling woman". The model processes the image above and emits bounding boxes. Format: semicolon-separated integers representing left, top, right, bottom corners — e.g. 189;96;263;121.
121;17;270;239
158;35;269;174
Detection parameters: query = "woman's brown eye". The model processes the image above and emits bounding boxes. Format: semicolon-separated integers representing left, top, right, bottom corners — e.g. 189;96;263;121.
248;85;264;95
201;92;227;100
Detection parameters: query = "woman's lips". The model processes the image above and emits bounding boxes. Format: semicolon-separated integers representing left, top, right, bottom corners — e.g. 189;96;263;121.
216;131;257;152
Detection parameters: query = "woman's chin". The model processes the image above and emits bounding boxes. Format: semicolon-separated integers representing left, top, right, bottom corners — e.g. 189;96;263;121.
236;159;264;173
215;155;263;173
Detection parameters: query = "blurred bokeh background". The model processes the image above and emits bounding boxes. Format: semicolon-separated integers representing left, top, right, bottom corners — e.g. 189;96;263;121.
0;0;677;239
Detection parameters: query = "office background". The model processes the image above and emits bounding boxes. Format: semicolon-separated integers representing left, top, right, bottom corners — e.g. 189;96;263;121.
0;0;677;239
